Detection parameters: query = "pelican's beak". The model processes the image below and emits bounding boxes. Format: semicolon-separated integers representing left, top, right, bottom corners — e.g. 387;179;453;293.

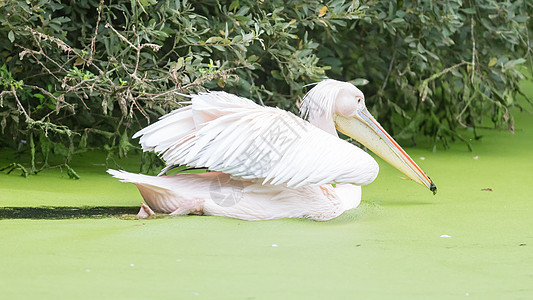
333;107;437;194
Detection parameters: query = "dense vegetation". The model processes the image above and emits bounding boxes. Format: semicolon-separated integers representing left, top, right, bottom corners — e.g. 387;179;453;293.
0;0;531;176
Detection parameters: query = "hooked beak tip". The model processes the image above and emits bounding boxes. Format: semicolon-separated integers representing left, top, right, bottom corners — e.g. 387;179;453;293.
429;178;437;195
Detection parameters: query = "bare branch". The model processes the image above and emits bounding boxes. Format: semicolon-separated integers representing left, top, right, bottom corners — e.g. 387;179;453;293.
87;0;105;66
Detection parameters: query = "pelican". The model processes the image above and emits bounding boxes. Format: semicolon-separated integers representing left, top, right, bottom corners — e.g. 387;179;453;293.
108;80;436;221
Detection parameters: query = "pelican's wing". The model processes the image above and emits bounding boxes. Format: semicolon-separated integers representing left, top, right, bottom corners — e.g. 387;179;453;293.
134;91;378;188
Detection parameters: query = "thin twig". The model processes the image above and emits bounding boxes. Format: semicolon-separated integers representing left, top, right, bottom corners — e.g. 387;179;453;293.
17;46;61;81
136;0;148;14
11;86;29;120
105;24;137;49
380;51;396;93
419;61;470;102
22;84;75;113
88;0;105;66
470;16;476;84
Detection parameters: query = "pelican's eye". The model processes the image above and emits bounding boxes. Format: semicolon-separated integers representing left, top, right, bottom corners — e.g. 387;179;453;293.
356;97;365;109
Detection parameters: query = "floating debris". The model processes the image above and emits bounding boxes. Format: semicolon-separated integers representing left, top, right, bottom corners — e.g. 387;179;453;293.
473;156;479;160
481;188;493;192
419;157;426;161
440;234;452;238
272;244;279;247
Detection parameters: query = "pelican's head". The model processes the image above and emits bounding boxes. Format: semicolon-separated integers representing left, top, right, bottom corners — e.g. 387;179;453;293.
301;79;436;194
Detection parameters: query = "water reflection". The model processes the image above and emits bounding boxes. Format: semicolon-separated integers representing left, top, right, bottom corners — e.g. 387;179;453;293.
0;206;139;219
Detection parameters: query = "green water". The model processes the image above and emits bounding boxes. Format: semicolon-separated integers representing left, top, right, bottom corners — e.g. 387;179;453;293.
1;82;532;299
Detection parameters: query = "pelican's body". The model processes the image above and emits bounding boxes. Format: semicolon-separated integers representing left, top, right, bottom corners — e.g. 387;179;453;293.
109;80;435;221
108;170;360;221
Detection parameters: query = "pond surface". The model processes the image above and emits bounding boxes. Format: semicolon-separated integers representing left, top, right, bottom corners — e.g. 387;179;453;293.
1;82;532;299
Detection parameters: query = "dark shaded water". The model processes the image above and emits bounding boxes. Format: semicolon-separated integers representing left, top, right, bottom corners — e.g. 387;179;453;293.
0;206;140;219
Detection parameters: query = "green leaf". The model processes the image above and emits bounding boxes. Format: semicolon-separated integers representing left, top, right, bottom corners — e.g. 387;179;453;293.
8;31;14;43
390;18;405;24
461;8;476;15
206;36;223;44
139;0;157;6
175;57;185;70
54;17;71;23
350;78;369;86
229;0;239;12
504;58;526;69
33;93;45;100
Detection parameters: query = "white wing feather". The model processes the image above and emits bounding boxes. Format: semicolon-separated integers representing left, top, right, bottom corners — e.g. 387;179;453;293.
134;91;379;187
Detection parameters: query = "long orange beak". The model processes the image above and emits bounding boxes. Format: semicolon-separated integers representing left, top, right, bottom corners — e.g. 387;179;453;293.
334;107;437;194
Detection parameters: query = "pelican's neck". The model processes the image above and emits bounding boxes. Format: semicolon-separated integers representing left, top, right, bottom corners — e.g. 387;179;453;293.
308;113;339;137
300;80;344;137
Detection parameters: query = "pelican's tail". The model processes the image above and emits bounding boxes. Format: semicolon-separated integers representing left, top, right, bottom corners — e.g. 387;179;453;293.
106;169;203;215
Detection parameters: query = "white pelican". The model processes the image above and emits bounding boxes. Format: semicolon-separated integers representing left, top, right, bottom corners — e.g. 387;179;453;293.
108;80;436;221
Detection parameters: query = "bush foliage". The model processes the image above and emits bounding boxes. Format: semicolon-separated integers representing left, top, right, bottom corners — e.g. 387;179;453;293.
0;0;531;176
